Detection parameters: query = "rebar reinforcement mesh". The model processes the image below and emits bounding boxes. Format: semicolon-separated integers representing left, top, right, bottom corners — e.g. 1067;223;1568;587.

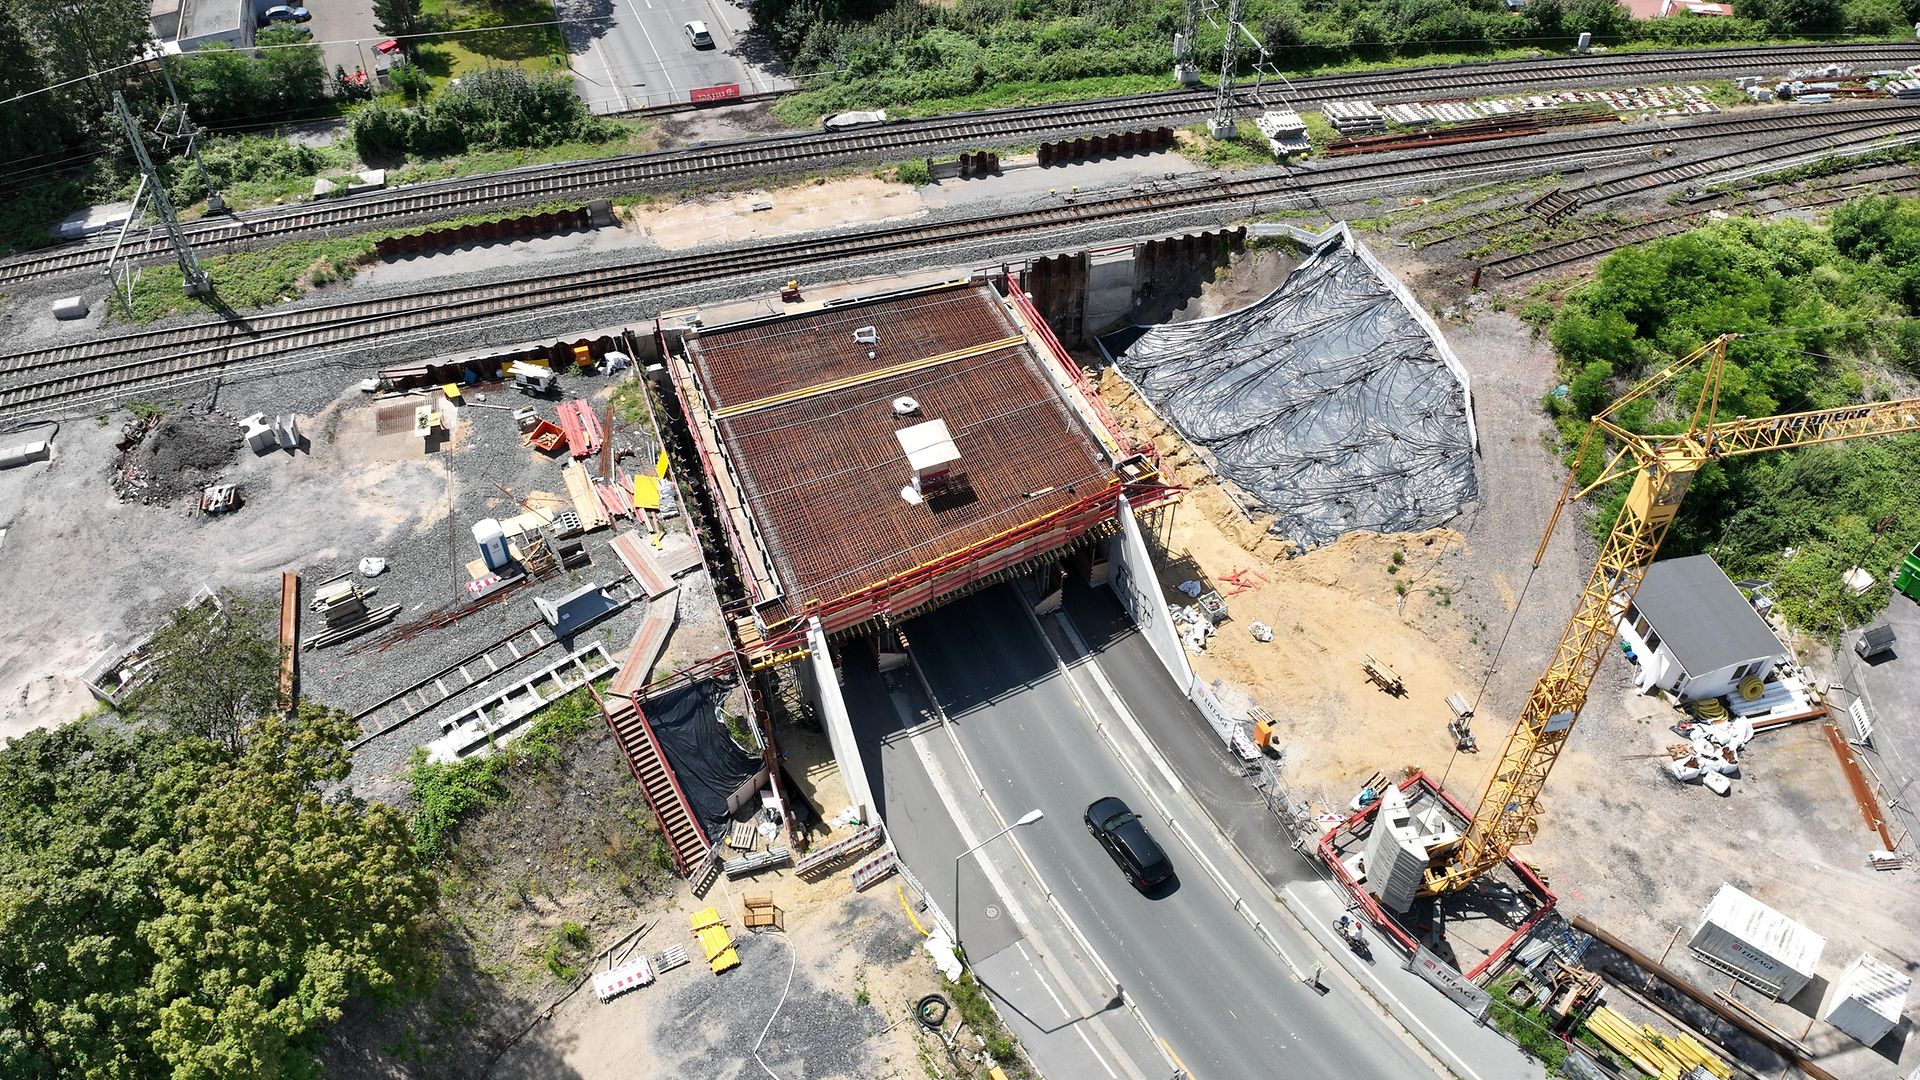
1104;229;1476;549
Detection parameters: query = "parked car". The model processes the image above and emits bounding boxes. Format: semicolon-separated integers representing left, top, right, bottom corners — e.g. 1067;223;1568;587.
683;20;714;47
1084;797;1174;891
260;5;312;24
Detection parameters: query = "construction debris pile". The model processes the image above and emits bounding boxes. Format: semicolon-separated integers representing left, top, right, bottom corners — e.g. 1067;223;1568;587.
110;409;239;504
1662;712;1754;796
1104;225;1477;549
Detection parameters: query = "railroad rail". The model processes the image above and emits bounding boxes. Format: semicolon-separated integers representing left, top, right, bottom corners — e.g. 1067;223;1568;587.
3;103;1915;421
1488;166;1920;277
3;42;1916;287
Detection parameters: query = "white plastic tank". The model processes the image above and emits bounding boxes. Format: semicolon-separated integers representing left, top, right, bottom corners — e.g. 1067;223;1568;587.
472;519;511;571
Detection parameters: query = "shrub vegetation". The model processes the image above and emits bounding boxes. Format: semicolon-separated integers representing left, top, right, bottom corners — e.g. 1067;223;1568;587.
1545;197;1920;634
755;0;1911;120
350;69;623;162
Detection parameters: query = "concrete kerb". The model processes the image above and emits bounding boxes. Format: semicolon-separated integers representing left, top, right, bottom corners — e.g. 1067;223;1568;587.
900;638;1184;1080
1044;603;1471;1080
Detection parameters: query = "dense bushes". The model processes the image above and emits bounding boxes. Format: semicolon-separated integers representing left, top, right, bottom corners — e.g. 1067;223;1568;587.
1547;201;1920;633
167;134;325;204
755;0;1894;117
171;28;331;126
350;68;622;161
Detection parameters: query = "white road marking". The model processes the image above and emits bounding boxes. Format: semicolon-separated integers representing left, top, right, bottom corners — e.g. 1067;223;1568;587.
622;0;677;95
1017;941;1118;1079
1283;884;1488;1080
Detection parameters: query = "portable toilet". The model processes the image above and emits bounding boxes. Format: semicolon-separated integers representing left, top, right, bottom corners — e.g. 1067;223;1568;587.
472;519;512;572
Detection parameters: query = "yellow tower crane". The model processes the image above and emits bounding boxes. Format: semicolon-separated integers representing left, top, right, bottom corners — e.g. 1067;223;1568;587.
1422;333;1920;896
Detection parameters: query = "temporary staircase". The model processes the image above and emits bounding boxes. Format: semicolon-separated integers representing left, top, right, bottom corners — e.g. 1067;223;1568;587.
603;693;709;876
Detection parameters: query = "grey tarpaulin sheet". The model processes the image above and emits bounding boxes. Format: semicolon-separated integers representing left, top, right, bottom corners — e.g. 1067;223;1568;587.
644;679;762;845
1102;226;1476;549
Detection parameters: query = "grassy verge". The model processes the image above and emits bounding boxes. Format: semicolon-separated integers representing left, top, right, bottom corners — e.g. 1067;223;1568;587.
114;199;597;322
407;684;606;863
942;973;1035;1078
1177;121;1277;170
415;0;570;87
384;124;660;186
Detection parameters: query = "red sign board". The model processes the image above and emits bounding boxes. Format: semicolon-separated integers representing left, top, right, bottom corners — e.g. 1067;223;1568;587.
690;83;742;104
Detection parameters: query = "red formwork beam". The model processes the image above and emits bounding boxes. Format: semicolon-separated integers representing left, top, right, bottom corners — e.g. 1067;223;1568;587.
999;271;1143;465
658;325;774;608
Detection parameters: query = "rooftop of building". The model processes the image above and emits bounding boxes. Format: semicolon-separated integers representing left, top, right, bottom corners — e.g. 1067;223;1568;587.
178;0;244;41
673;280;1116;627
1631;554;1784;676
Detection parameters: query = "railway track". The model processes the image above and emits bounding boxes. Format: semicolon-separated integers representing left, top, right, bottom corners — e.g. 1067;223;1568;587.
3;42;1915;287
1408;105;1919;245
1488;166;1920;277
3;103;1914;421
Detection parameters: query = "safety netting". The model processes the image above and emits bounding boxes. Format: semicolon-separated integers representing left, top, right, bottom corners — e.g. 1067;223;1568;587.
644;678;763;845
1101;226;1477;549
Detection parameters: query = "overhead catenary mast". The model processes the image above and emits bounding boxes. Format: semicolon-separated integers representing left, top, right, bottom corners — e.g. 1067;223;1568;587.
1175;0;1201;85
1209;0;1246;138
111;90;210;297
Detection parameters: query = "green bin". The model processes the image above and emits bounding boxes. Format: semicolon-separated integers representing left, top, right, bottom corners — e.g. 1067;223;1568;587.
1897;540;1920;601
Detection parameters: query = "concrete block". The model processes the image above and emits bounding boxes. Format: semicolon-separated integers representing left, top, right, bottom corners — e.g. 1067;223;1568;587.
587;198;615;227
347;169;387;194
312;177;337;197
240;413;275;453
51;296;88;320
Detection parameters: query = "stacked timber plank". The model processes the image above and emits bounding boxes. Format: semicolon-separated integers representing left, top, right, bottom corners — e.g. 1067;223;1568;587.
608;594;678;698
562;462;611;531
611;532;675;598
690;907;739;974
1584;1006;1730;1079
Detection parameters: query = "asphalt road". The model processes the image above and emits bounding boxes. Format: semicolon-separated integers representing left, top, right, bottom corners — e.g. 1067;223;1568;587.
559;0;779;112
907;586;1439;1080
839;648;1171;1079
1842;590;1920;845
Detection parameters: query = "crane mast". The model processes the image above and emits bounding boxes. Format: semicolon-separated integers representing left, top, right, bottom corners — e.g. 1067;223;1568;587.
1421;335;1920;896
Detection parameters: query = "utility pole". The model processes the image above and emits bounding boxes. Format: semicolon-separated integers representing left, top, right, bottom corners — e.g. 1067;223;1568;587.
157;62;224;212
1209;0;1245;137
112;91;210;297
1175;0;1201;85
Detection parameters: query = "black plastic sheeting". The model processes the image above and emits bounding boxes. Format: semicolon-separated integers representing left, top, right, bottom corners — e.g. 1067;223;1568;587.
645;679;763;845
1103;231;1477;549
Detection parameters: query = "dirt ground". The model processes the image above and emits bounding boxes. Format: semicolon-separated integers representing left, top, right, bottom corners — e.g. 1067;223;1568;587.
628;175;926;251
491;867;950;1080
1091;238;1918;1074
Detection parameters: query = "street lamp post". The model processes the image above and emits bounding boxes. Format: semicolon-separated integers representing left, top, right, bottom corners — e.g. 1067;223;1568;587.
953;808;1044;964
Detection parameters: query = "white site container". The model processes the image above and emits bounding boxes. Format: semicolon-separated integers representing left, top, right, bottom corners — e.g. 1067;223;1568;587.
1688;884;1824;1000
1823;953;1909;1046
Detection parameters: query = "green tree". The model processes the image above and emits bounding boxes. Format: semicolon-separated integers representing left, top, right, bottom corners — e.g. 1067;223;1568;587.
171;46;270;125
142;707;433;1079
0;706;433;1079
387;59;430;102
371;0;426;55
136;589;283;753
256;26;330;113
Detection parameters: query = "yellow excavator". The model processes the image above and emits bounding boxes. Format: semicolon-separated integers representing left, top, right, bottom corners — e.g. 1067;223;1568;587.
1422;333;1920;896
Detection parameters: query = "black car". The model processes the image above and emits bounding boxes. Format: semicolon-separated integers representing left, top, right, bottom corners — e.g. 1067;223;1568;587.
1085;796;1174;891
